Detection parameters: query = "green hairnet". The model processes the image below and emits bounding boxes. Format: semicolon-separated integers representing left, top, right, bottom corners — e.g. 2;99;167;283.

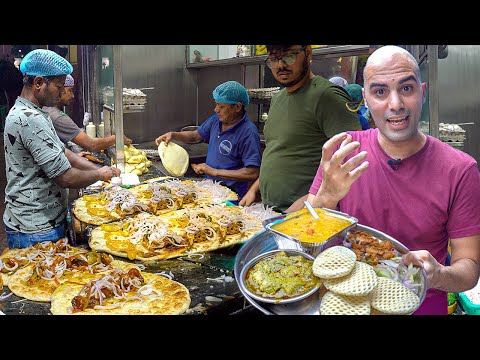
344;84;363;103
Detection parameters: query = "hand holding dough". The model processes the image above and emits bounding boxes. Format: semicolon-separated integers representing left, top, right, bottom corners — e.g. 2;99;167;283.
158;141;189;177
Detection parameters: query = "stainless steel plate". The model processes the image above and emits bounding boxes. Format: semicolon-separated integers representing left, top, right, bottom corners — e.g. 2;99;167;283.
235;224;427;315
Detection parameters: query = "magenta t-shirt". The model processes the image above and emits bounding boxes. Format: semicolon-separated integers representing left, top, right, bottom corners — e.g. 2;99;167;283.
309;128;480;315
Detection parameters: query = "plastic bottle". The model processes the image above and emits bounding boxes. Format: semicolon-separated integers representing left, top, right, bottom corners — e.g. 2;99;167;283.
86;122;96;138
83;112;91;127
98;121;105;137
66;206;77;246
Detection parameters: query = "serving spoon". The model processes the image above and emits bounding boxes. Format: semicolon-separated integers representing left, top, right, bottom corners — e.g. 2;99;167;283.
304;200;320;220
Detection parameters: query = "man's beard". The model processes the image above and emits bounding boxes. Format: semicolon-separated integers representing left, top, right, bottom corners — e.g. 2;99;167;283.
42;93;60;108
276;57;309;88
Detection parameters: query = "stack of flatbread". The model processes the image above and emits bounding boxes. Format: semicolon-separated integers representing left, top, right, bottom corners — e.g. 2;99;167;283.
312;246;420;315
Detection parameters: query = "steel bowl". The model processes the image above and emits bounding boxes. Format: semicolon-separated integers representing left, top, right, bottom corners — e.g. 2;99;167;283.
239;249;321;304
263;208;358;258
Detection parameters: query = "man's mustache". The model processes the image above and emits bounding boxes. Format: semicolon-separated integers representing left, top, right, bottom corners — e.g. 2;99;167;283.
384;110;410;120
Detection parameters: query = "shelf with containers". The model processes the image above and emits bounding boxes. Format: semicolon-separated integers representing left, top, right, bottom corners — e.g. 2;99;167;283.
91;45;154;172
186;45;372;68
247;88;281;134
187;45;255;67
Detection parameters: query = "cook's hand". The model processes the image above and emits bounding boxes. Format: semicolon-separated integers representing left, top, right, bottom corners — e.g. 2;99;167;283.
155;132;174;146
314;132;369;206
124;135;133;146
239;190;256;207
98;166;121;181
192;163;215;176
402;250;442;290
191;163;201;174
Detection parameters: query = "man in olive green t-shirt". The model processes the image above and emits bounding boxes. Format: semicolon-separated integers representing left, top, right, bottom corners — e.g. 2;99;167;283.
240;45;361;212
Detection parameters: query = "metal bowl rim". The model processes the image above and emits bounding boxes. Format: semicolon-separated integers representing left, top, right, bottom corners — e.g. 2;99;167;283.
239;249;320;304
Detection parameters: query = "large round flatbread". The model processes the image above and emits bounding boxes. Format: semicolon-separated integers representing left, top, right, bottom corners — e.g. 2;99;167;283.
320;291;370;315
1;248;27;286
90;206;264;261
8;260;137;302
158;142;189;177
89;225;189;261
2;244;86;286
72;196;110;225
50;272;191;315
312;246;357;279
323;261;378;297
370;277;420;314
73;190;145;226
89;221;260;262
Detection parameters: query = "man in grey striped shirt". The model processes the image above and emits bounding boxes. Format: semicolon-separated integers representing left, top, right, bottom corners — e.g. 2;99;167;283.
3;49;120;248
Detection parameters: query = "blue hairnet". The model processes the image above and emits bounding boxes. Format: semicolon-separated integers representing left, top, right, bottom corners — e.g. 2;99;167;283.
212;81;249;107
20;49;73;77
64;74;74;87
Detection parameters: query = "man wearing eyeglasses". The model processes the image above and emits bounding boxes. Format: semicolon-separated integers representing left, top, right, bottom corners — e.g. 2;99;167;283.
240;45;361;212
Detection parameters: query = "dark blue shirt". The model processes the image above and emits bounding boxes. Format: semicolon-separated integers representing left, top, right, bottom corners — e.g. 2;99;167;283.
358;105;370;130
197;113;262;198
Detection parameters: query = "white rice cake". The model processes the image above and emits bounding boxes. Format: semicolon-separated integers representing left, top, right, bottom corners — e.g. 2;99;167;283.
320;291;370;315
312;246;356;279
324;261;378;297
370;277;420;315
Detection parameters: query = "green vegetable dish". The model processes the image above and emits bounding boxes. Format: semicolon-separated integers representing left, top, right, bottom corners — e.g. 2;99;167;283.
245;251;321;300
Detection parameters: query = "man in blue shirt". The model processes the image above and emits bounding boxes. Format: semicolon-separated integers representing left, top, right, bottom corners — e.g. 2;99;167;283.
155;81;262;199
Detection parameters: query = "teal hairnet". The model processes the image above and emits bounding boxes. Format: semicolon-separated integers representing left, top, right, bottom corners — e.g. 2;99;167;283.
212;81;249;107
344;84;363;103
20;49;73;77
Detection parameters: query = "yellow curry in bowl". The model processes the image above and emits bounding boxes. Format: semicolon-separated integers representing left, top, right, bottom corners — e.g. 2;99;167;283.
273;208;353;243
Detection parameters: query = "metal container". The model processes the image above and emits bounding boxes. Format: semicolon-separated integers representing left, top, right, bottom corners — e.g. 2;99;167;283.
263;208;358;258
239;249;321;304
234;225;427;315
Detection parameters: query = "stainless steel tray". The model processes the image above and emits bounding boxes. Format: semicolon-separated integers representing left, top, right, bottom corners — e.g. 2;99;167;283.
234;225;427;315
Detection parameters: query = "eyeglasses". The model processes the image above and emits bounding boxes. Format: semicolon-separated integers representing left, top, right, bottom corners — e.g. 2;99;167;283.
265;47;306;69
